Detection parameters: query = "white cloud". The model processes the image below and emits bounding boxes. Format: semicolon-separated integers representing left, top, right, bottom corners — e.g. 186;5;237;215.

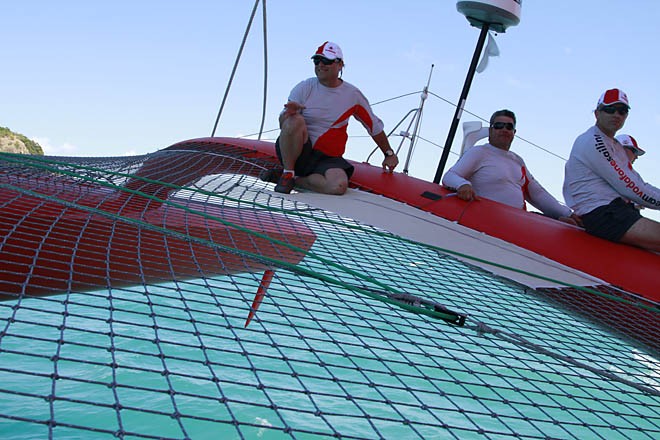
32;137;78;155
30;138;141;157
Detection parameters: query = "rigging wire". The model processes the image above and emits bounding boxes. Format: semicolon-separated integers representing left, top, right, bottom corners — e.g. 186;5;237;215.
425;90;568;161
257;0;268;140
207;1;568;168
211;0;261;137
220;20;568;169
239;83;568;164
371;91;424;106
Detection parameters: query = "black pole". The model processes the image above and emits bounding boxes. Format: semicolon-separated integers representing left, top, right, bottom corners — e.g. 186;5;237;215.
433;23;490;184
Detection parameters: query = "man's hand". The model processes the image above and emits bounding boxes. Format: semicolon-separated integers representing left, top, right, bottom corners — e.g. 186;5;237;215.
559;213;583;227
283;101;305;117
456;184;477;201
382;153;399;173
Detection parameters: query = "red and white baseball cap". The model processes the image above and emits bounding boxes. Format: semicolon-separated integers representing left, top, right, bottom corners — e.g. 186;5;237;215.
597;88;630;108
616;134;645;156
312;41;343;60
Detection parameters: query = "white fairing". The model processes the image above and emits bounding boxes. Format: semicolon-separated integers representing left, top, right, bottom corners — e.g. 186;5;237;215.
279;188;602;290
456;0;522;32
460;121;489;156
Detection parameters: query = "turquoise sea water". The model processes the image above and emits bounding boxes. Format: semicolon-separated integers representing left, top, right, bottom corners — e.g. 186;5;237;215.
1;225;658;439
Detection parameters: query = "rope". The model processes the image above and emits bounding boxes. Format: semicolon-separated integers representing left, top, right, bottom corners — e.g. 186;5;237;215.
474;321;660;397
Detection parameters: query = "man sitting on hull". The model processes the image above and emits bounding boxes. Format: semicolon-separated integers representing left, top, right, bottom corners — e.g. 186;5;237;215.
443;109;579;225
266;41;398;195
563;88;660;252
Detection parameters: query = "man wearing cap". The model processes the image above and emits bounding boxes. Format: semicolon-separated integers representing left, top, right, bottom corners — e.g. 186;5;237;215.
268;41;398;194
616;134;645;164
563;88;660;252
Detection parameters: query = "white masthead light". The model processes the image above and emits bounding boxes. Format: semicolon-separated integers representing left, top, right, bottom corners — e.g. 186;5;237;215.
456;0;522;33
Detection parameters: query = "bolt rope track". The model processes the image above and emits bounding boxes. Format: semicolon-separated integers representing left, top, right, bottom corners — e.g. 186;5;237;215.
0;145;658;440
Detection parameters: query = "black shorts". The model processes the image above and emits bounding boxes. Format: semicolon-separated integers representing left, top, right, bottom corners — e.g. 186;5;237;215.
581;198;642;242
275;137;354;179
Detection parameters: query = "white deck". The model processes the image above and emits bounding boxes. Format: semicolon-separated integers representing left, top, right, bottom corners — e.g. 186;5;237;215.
284;188;605;290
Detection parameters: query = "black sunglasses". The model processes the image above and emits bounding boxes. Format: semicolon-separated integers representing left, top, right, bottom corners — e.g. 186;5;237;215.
491;122;515;131
313;57;337;66
599;105;629;116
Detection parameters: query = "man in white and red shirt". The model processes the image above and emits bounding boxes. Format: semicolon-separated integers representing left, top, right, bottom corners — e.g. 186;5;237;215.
269;41;398;194
563;88;660;252
442;109;579;224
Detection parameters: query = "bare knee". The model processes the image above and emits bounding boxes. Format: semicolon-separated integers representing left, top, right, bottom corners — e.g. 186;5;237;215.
326;181;348;195
323;169;348;195
280;114;306;136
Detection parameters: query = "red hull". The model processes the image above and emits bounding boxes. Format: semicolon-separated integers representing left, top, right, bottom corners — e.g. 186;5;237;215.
180;137;659;303
0;173;316;299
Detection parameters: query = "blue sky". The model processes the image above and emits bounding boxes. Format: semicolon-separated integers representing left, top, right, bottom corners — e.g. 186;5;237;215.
3;1;659;220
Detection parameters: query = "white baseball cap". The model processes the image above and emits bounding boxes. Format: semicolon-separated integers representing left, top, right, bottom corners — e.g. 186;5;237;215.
597;88;630;108
312;41;343;61
616;134;645;156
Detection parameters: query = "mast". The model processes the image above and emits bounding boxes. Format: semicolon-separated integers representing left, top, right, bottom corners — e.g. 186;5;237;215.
433;24;489;183
432;0;522;184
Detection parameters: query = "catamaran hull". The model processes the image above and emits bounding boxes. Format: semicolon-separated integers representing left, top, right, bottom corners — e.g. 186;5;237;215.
175;137;659;304
0;175;316;299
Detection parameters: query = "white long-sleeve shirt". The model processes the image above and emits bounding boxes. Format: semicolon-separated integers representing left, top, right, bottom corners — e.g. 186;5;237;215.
563;125;660;215
443;143;572;219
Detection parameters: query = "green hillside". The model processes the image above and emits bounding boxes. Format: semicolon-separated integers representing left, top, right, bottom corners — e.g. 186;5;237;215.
0;126;44;155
